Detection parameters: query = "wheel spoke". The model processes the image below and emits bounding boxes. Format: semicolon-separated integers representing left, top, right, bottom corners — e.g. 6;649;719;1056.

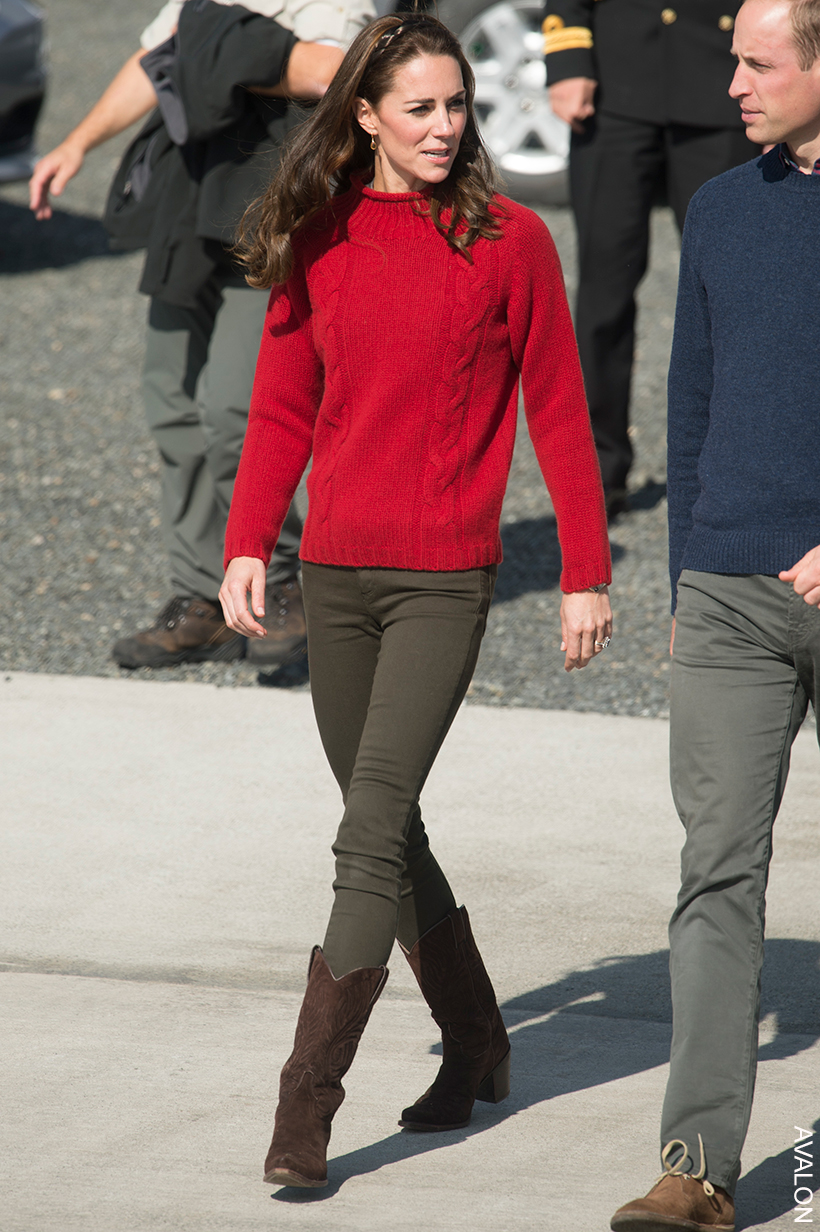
458;0;569;184
472;3;529;75
528;107;569;155
481;109;532;158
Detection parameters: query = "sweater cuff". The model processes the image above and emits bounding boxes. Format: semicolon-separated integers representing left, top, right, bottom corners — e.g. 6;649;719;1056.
544;46;596;84
223;541;274;570
560;563;612;594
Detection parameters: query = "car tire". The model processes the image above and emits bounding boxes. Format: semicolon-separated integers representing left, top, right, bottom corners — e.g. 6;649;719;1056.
435;0;569;203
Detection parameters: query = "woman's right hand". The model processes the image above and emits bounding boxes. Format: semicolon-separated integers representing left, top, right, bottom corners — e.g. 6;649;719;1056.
219;556;268;638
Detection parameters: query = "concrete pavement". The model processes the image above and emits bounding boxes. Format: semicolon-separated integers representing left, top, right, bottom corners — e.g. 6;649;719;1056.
1;670;819;1230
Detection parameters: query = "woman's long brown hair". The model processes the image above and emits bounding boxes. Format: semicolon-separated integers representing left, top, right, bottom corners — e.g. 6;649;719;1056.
237;13;502;287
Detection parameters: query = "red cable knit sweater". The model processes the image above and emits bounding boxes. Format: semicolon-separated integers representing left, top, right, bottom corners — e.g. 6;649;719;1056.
225;180;611;592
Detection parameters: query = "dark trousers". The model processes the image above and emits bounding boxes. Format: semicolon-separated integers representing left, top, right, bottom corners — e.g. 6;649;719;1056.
143;275;301;601
664;571;820;1192
301;562;496;977
570;113;751;492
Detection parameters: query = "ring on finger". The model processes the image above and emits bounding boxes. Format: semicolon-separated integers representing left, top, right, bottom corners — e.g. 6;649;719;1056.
594;637;611;650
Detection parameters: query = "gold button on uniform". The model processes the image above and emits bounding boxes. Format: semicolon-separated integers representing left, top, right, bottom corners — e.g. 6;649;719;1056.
661;7;677;22
718;13;734;30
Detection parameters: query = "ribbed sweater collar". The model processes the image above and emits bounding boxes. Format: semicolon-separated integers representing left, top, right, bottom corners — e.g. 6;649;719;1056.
333;174;439;240
759;146;820;191
354;173;430;203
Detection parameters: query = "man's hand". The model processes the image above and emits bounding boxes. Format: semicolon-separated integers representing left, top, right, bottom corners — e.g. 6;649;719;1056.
560;586;613;671
548;76;597;133
670;615;676;655
29;48;157;221
780;545;820;607
29;141;86;220
256;41;344;99
219;556;268;638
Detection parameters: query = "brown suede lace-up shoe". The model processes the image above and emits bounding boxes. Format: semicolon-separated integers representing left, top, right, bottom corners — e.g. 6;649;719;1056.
245;577;307;667
611;1137;735;1232
112;595;244;668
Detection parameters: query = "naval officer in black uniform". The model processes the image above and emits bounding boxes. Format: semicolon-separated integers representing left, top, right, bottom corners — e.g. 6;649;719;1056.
543;0;750;511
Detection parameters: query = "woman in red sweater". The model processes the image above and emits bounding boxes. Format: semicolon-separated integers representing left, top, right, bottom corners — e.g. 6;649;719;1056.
220;12;612;1189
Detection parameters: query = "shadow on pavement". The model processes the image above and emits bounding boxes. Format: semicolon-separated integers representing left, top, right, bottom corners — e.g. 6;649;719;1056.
257;653;310;690
0;197;127;273
496;515;626;603
272;940;820;1203
736;1115;820;1230
629;478;667;513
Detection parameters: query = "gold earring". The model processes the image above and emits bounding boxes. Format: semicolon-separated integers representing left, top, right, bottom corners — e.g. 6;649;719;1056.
370;136;377;151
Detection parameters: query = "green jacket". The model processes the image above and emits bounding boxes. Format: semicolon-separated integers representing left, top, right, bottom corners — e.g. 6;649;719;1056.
105;0;298;307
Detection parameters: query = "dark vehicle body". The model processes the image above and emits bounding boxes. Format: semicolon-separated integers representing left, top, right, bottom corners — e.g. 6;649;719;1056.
0;0;46;182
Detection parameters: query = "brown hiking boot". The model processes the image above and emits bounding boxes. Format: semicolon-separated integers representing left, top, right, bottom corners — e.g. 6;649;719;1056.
398;906;510;1132
245;577;307;667
112;595;244;668
611;1138;735;1231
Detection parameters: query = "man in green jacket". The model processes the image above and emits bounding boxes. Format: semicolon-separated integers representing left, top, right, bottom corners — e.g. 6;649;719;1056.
30;0;371;670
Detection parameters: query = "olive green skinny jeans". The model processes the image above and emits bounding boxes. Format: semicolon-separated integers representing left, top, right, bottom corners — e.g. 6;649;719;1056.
301;562;496;977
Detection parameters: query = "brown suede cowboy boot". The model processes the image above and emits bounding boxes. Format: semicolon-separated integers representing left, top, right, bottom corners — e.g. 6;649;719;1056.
398;906;510;1131
263;947;388;1187
611;1137;735;1231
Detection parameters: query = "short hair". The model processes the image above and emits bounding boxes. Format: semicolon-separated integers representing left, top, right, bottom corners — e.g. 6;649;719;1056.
790;0;820;69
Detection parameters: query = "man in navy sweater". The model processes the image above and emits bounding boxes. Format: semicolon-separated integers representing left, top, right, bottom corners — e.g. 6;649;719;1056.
611;1;820;1229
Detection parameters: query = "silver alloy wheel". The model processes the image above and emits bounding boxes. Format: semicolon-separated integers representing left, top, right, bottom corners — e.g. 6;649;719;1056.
440;0;570;202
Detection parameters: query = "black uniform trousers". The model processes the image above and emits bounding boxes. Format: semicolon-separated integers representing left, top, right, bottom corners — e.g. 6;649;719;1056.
570;111;751;494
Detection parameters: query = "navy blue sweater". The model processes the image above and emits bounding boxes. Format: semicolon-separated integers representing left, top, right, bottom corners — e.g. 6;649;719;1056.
667;148;820;608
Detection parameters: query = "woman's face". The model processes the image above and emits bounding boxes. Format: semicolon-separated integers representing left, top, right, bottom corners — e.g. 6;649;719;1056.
355;54;468;194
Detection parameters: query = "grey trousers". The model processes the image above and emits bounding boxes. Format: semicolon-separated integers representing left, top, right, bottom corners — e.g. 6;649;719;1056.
143;275;301;601
663;570;820;1194
301;562;496;977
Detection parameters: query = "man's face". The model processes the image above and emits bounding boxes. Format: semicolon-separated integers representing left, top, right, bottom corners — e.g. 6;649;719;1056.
730;0;820;148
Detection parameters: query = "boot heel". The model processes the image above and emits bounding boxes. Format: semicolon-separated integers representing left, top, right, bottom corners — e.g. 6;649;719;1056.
476;1047;510;1104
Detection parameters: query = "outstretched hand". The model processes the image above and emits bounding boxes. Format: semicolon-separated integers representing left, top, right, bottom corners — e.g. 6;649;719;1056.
29;142;85;220
780;545;820;608
560;587;613;671
29;48;159;221
219;556;268;638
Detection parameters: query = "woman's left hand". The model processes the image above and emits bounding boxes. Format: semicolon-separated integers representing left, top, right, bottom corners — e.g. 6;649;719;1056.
560;587;613;672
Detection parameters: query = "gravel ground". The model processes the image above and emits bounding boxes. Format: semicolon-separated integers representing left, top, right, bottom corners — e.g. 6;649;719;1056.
0;0;676;715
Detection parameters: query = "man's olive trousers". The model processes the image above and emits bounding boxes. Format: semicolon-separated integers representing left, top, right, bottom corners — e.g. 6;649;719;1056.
143;277;301;601
663;570;820;1193
301;562;496;977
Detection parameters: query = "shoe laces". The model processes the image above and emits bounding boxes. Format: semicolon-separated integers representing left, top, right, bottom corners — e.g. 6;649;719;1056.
153;595;211;630
267;580;299;620
656;1135;715;1198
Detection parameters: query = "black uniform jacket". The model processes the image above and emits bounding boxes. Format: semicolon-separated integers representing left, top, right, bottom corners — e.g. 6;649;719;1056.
543;0;743;129
104;0;298;307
